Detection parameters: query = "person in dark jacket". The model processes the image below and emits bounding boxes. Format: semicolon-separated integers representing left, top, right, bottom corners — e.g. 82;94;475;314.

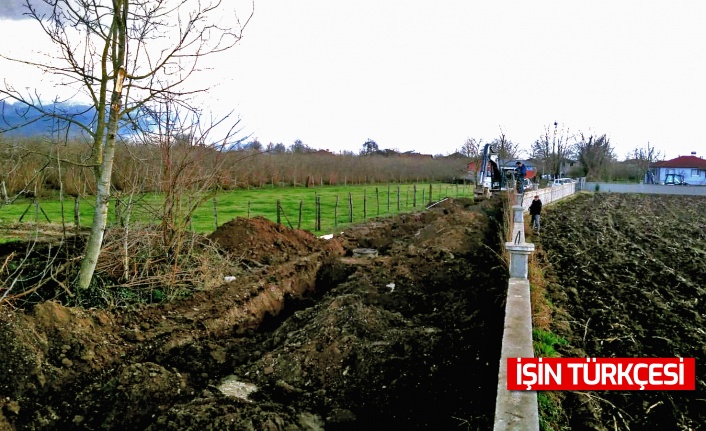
515;161;527;193
529;195;542;233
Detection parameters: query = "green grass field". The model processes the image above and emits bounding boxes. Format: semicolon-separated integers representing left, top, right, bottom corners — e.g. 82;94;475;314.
0;183;474;238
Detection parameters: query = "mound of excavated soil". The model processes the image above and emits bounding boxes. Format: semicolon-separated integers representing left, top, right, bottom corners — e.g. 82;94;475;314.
0;197;509;430
208;216;342;266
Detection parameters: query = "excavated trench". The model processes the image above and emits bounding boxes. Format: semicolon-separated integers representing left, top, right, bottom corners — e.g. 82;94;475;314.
1;197;510;430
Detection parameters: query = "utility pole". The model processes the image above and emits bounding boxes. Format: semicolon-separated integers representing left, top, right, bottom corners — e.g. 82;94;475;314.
553;121;558;178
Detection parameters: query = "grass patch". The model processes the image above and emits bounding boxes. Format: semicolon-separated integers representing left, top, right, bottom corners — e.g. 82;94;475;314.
528;235;570;431
538;392;569;431
0;182;474;239
533;328;568;358
528;249;552;331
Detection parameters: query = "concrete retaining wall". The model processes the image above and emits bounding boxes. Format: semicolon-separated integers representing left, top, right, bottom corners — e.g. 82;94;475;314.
494;185;578;430
584;182;706;195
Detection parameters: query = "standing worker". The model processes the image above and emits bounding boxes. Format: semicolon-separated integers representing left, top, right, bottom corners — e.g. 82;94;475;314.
515;161;527;194
529;195;542;234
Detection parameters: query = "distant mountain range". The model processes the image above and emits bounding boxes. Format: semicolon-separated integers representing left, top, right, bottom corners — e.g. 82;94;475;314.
0;101;97;138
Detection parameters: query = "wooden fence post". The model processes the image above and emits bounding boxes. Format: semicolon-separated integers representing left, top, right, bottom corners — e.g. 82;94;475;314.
114;197;122;226
363;188;367;219
213;197;218;229
413;185;417;207
397;185;400;210
318;196;322;231
298;200;303;229
277;199;281;225
334;195;339;227
348;192;353;223
387;185;391;213
429;183;433;204
375;187;379;216
1;181;8;204
74;196;80;235
247;201;251;218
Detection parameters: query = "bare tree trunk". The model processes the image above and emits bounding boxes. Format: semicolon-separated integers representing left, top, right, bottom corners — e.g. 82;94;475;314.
77;0;128;287
77;69;125;288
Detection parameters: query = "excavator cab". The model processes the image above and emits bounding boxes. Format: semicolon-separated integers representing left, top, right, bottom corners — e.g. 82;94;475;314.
475;144;515;198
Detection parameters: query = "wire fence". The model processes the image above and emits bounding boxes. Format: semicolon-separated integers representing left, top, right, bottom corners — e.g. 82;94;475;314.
1;182;475;235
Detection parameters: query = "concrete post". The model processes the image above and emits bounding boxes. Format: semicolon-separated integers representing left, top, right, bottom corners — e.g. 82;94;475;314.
511;205;525;244
505;242;535;279
513;205;524;224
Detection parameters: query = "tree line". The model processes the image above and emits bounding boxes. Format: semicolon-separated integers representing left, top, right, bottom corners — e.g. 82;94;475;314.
459;124;664;182
0;136;469;198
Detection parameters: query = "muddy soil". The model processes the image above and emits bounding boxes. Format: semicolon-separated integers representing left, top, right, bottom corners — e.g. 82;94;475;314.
0;197;509;430
535;193;706;430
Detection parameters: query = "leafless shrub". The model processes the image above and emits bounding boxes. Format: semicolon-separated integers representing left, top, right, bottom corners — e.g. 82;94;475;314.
95;224;241;301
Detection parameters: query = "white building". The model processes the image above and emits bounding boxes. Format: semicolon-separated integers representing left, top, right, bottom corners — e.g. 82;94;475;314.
650;153;706;185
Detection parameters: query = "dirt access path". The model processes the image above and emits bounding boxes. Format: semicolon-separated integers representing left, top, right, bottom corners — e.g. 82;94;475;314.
536;193;706;430
0;196;509;430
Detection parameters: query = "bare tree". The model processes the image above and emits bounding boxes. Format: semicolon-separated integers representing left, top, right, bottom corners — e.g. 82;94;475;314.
139;99;243;246
628;142;663;183
531;122;574;178
575;133;615;181
460;137;481;183
0;0;252;289
459;137;481;158
490;129;520;165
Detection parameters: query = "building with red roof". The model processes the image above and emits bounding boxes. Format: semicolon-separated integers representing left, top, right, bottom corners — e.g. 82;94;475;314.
650;153;706;185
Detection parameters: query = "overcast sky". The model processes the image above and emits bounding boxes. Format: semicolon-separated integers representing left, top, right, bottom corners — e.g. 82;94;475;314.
2;0;705;160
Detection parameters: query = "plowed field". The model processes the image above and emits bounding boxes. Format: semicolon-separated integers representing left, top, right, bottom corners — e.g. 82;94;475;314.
536;193;706;430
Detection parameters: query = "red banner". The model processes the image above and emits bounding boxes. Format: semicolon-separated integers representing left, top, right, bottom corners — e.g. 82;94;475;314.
506;357;695;390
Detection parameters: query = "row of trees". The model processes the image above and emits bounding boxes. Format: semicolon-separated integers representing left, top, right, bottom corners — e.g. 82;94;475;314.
0;136;469;198
459;124;663;182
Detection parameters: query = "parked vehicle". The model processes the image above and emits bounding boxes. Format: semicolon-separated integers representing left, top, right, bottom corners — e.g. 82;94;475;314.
550;178;575;186
522;178;536;190
663;174;688;185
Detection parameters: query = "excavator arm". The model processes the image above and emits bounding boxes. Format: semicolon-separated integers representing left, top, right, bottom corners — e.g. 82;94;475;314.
476;144;502;197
